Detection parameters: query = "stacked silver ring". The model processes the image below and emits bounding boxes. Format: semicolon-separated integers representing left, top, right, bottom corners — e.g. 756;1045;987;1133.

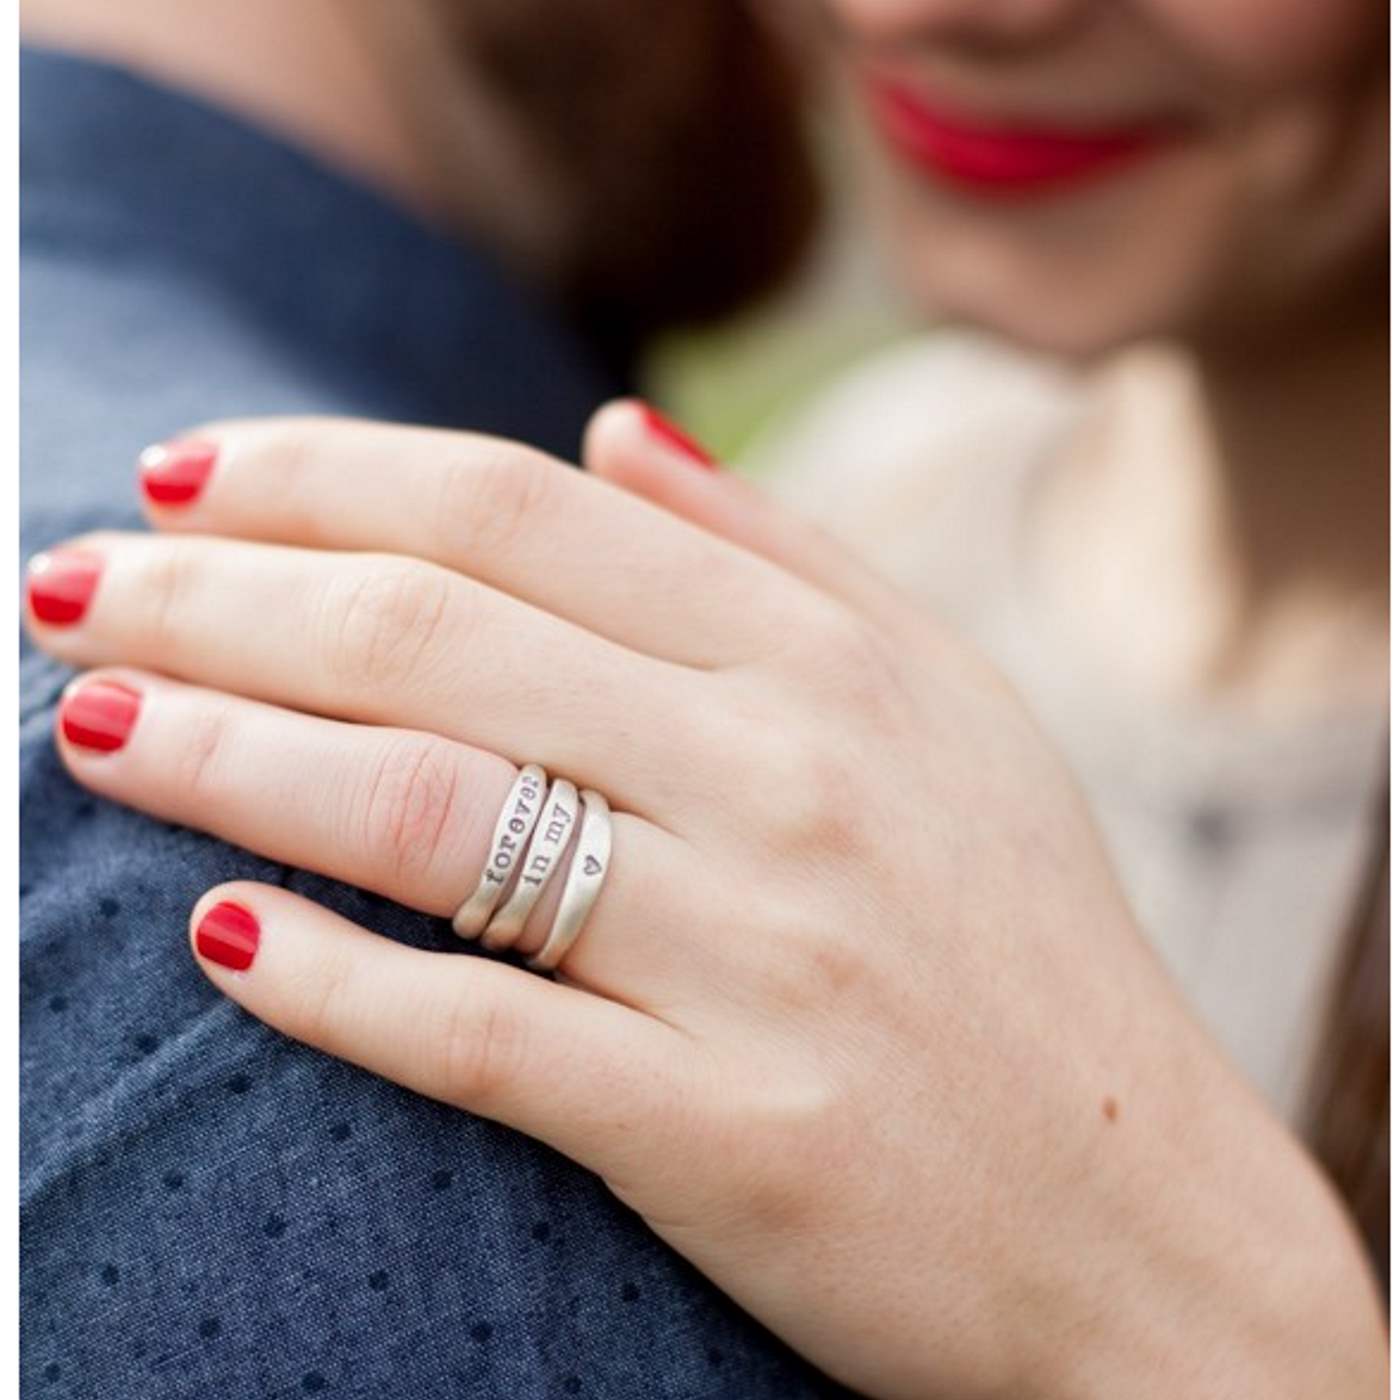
452;763;613;971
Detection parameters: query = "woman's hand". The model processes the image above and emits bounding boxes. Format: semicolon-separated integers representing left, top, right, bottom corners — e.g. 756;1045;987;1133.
24;407;1385;1399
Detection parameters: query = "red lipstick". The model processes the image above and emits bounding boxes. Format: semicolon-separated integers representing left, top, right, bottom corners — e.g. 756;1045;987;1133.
863;77;1176;196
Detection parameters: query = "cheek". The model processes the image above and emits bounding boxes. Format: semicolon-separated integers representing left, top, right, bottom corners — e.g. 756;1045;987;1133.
1147;0;1382;84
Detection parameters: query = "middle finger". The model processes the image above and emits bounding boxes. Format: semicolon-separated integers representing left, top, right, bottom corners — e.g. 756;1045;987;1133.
25;533;701;813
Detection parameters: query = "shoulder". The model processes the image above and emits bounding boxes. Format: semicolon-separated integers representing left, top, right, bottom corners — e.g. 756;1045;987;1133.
23;243;335;539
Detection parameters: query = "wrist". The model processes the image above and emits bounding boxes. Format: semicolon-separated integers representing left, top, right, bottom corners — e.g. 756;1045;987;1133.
1022;1029;1385;1400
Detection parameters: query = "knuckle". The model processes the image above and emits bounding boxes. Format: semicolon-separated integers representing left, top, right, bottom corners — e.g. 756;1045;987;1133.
238;417;324;462
186;415;328;513
777;925;876;1014
750;884;880;1015
292;945;355;1053
174;703;232;801
787;607;911;726
324;558;455;687
208;415;325;461
436;987;527;1108
435;446;556;559
752;724;871;864
138;540;203;650
360;735;464;884
232;420;327;530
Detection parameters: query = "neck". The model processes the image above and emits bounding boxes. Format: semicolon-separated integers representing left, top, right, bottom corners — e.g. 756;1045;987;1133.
1035;296;1388;714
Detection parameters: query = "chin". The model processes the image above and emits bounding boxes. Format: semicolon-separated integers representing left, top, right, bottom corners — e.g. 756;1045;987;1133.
951;296;1147;363
897;257;1169;364
876;148;1235;363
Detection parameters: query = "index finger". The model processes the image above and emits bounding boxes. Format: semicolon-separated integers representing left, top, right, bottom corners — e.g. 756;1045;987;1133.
138;415;818;668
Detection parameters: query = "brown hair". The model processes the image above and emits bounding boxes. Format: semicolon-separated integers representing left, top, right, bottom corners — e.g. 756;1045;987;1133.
1307;776;1389;1294
433;0;820;358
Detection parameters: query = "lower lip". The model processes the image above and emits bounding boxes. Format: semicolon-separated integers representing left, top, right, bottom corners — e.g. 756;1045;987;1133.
863;78;1176;196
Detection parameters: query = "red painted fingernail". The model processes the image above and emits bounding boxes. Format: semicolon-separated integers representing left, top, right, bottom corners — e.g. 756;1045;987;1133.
27;548;103;625
60;679;142;753
195;902;261;971
638;404;716;469
138;438;218;505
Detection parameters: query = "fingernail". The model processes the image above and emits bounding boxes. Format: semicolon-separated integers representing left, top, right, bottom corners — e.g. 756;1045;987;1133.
138;438;218;506
27;548;103;625
195;902;260;972
638;404;716;469
60;679;142;752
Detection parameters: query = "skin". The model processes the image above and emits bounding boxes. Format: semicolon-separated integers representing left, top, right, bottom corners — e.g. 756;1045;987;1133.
835;0;1388;354
23;409;1388;1397
21;0;1389;1394
824;0;1388;710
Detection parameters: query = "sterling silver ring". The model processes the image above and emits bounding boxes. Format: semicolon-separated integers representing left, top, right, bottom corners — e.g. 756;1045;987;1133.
527;788;612;972
480;777;580;951
451;763;546;939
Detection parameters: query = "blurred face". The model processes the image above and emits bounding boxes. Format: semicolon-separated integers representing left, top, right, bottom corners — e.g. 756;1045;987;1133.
821;0;1388;356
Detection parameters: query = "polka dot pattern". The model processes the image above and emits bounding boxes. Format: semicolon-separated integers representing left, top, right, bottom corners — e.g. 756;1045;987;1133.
20;44;850;1393
21;733;840;1398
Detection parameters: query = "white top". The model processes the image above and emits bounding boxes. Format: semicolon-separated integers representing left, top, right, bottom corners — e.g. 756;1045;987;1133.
751;333;1387;1126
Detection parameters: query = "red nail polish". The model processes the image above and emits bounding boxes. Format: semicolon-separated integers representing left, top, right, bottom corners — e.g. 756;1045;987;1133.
196;902;260;971
138;439;218;505
60;680;142;752
27;548;103;625
639;404;716;469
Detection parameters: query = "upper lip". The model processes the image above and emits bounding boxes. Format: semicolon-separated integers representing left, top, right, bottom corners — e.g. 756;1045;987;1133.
859;70;1186;189
862;75;1181;145
859;64;1184;142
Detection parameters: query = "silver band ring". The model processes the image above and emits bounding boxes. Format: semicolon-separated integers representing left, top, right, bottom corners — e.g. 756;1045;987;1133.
480;777;580;951
528;789;612;972
451;763;546;939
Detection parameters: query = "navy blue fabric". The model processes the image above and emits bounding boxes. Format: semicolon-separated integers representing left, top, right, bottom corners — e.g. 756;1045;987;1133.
20;47;838;1399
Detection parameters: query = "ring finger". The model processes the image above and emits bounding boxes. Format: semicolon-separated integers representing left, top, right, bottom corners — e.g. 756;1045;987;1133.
53;667;709;1014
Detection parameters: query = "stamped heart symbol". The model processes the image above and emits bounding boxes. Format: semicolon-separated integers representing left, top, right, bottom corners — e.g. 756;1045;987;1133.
583;855;603;878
